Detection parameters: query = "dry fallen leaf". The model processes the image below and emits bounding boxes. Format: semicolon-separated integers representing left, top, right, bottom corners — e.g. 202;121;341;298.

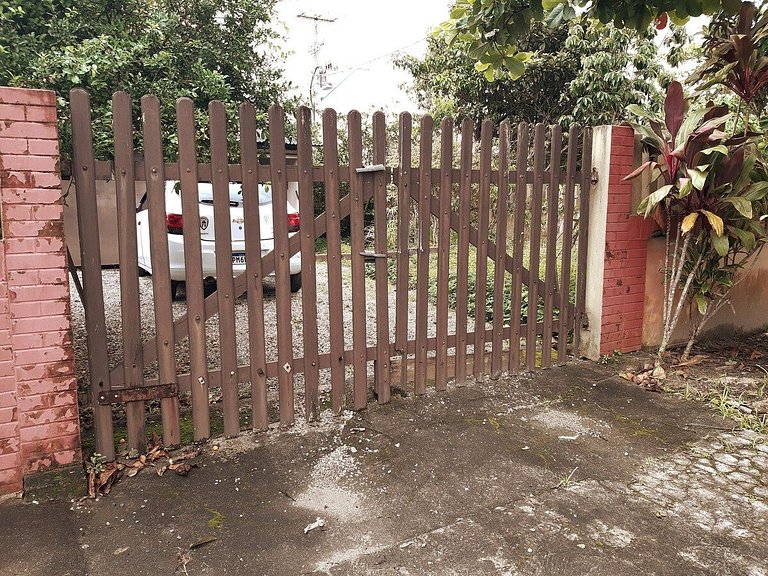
87;462;124;498
189;536;218;550
174;449;201;462
147;448;169;462
169;462;193;476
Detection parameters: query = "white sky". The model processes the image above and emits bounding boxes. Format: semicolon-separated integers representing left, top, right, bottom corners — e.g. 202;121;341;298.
275;0;451;114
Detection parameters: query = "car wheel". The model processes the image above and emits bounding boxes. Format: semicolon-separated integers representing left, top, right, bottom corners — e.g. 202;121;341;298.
138;266;151;277
290;272;302;293
203;279;217;298
170;280;182;301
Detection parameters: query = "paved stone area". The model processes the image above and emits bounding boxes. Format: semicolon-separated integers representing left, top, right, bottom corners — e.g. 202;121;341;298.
1;360;767;575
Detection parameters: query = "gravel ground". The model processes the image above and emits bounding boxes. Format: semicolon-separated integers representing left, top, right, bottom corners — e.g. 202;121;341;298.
70;259;475;429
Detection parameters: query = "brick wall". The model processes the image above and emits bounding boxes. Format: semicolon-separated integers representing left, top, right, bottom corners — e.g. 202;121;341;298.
0;87;80;496
599;126;655;356
580;125;655;360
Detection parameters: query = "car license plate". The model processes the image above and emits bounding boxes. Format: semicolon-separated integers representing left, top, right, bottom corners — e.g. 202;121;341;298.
232;253;246;265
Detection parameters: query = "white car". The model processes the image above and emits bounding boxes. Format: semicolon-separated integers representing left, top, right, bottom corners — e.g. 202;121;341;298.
136;180;302;299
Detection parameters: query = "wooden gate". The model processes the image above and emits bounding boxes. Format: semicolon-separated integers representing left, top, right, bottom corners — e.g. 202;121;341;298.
70;89;593;459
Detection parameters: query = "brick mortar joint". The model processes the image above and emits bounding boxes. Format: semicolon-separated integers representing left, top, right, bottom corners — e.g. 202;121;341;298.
18;417;80;429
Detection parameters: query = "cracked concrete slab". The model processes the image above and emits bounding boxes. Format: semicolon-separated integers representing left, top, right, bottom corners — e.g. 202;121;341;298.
1;359;767;575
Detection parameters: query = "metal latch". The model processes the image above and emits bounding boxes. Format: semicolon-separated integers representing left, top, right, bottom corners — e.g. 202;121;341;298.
355;164;386;173
359;251;387;263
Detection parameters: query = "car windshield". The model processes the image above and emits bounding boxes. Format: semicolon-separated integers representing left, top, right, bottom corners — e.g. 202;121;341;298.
168;181;272;205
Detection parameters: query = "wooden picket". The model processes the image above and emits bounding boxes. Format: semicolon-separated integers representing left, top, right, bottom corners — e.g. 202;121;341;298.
70;90;593;455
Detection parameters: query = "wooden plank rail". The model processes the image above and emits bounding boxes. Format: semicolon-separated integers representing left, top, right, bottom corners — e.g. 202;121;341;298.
414;115;433;394
141;321;550;392
395;113;412;388
269;105;295;428
473;119;492;380
348;111;368;410
142;95;181;447
510;123;529;373
71;89;114;459
372;111;391;403
240;103;269;431
113;92;145;451
88;158;578;186
323;108;345;414
526;124;546;370
210;101;240;436
558;125;579;364
178;98;210;440
297;107;320;421
542;124;562;369
455;118;473;385
491;120;510;377
434;118;453;391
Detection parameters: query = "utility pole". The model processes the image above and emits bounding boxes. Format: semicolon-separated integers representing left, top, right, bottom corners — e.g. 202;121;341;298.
297;13;336;72
298;13;336;120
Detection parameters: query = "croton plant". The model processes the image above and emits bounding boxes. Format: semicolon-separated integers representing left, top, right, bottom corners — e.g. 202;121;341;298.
625;79;768;361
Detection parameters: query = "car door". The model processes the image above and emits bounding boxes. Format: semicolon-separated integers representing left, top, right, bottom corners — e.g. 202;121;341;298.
135;191;151;271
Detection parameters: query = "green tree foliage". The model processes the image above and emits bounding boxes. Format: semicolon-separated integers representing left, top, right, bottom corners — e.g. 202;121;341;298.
398;19;670;130
691;1;768;122
437;0;741;80
396;22;576;131
3;0;293;160
560;20;672;126
0;1;64;84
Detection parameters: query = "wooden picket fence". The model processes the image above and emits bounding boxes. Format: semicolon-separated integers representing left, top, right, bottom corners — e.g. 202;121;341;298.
70;89;593;459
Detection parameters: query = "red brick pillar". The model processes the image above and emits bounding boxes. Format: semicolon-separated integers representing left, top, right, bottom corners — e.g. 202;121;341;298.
0;87;80;496
580;125;654;360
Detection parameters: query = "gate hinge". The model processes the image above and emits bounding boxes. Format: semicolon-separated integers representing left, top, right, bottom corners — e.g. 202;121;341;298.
98;383;177;405
591;167;599;186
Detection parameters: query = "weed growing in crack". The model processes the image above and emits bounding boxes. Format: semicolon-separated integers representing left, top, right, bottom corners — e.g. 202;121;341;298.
553;467;579;490
703;384;768;433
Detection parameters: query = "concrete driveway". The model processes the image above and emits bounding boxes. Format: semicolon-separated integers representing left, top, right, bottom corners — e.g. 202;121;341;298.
2;360;767;575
